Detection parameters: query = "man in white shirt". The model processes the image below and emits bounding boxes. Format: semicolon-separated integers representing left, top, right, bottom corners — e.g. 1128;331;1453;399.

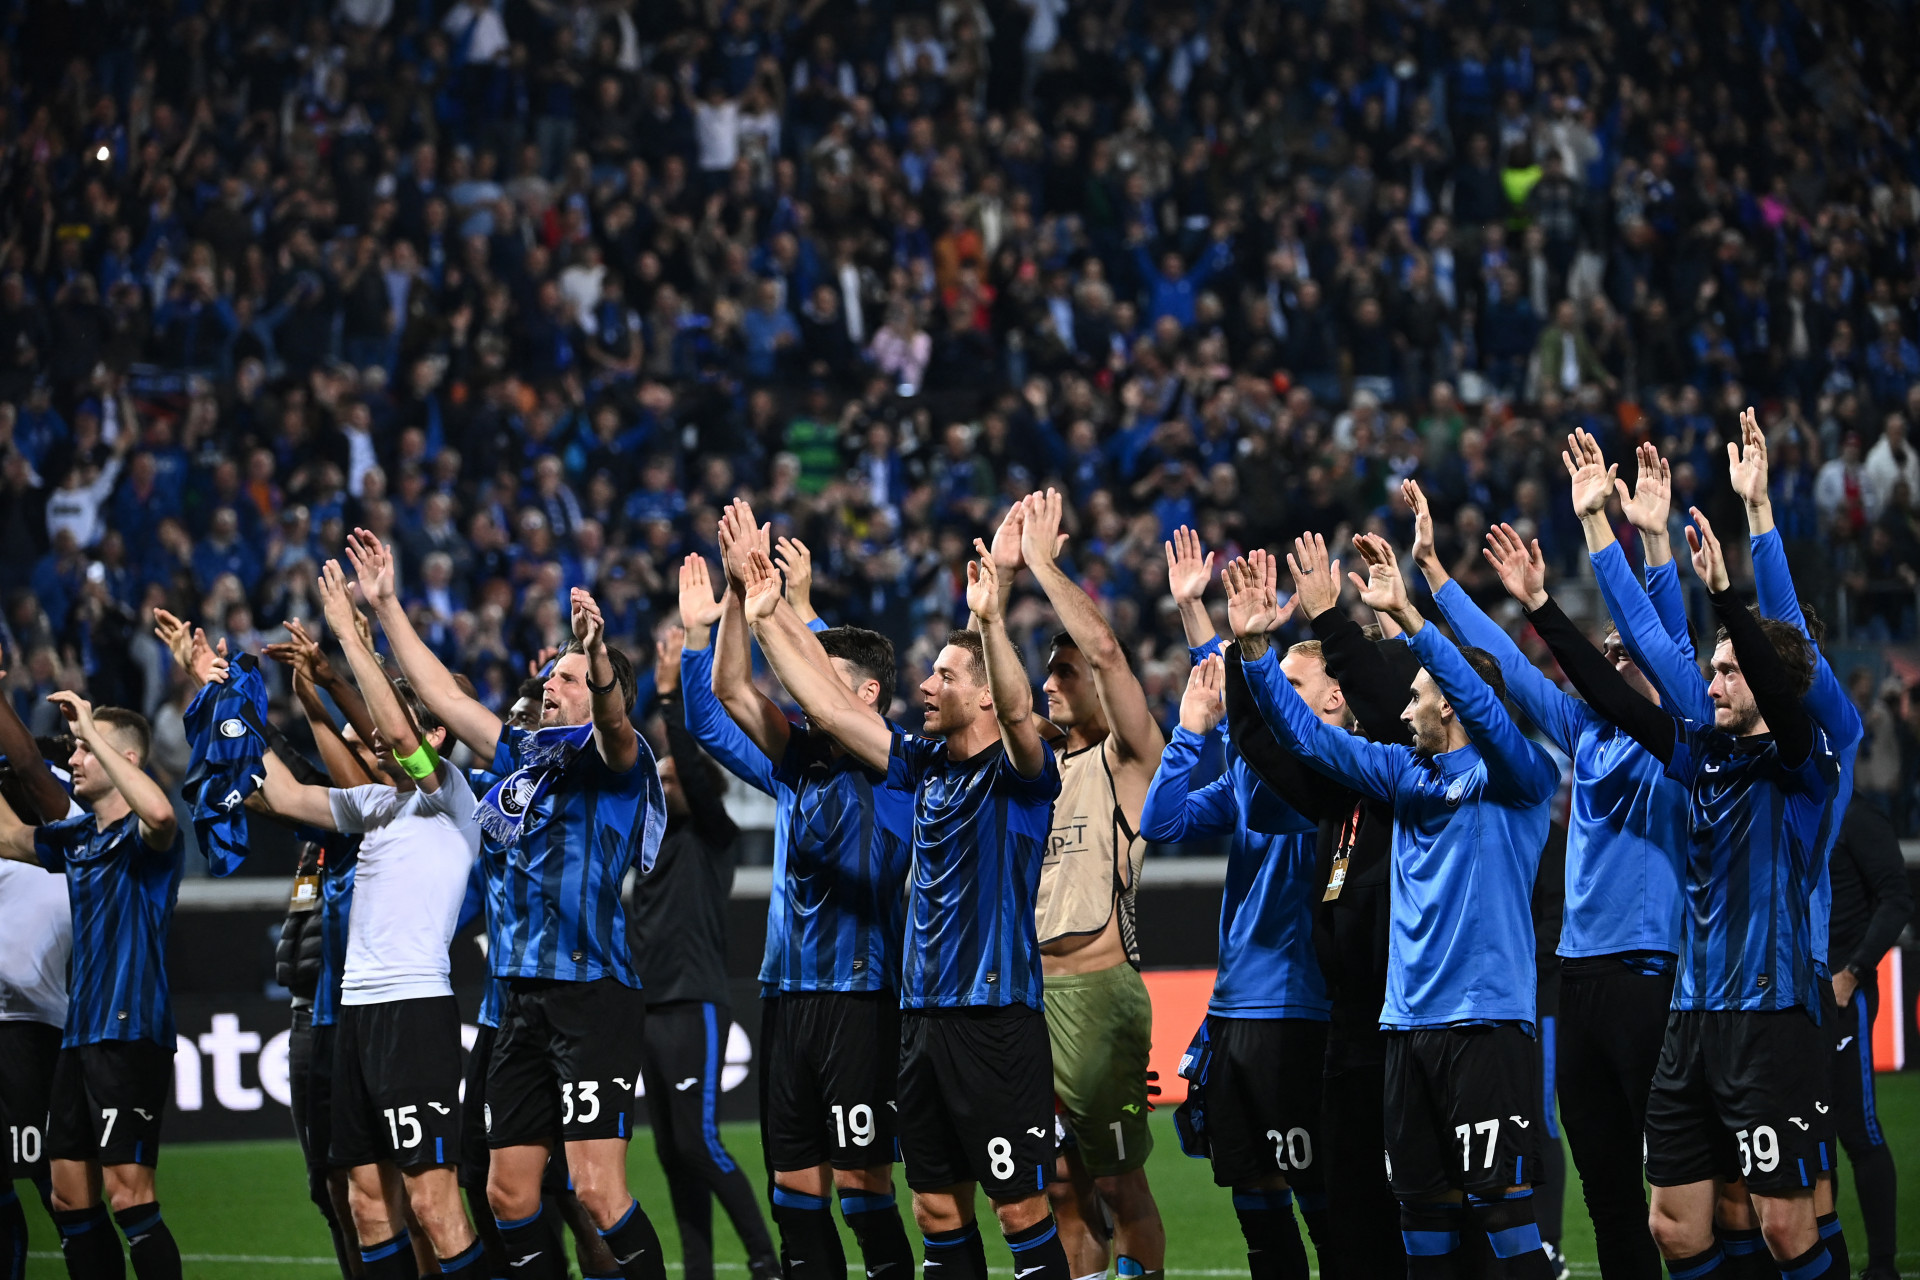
257;561;483;1278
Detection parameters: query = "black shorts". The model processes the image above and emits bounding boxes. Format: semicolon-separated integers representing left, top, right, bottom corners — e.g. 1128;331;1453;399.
763;992;902;1172
488;977;645;1148
1198;1016;1328;1190
1645;1009;1835;1194
462;1023;575;1193
47;1039;172;1166
329;996;465;1171
0;1021;62;1182
897;1005;1054;1199
1383;1023;1544;1199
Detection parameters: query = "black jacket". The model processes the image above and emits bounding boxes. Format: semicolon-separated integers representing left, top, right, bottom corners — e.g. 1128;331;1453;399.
1828;800;1914;986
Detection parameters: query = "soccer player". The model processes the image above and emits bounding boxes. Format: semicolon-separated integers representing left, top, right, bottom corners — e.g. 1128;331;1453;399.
0;674;77;1280
683;508;916;1280
251;561;484;1277
1217;530;1420;1279
1824;799;1911;1280
1140;531;1344;1280
1233;542;1560;1280
348;530;671;1280
988;490;1166;1280
741;544;1071;1280
1405;472;1687;1280
633;624;780;1280
1519;502;1845;1280
0;691;185;1280
1571;420;1865;1272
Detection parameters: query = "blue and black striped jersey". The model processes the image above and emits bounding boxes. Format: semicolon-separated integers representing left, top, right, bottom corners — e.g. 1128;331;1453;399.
34;812;183;1049
310;833;360;1028
489;725;666;988
1666;720;1838;1016
886;729;1059;1010
469;743;514;1027
764;725;913;993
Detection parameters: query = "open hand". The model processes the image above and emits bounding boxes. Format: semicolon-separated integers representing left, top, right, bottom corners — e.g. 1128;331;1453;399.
1348;534;1412;620
742;548;783;623
774;536;815;619
1684;507;1730;592
1727;406;1769;508
1562;429;1618;519
344;529;397;610
988;502;1026;575
1019;488;1071;568
1402;479;1437;567
1164;526;1214;606
966;540;1003;621
678;554;725;630
570;587;607;652
317;561;360;640
1179;654;1226;734
1616;442;1672;535
1287;533;1342;619
1483;523;1549;610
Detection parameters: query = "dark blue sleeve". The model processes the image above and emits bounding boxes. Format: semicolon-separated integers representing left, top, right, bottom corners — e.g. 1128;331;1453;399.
1750;529;1863;751
1590;543;1716;724
1643;559;1698;669
1141;727;1240;841
679;645;779;796
1406;623;1558;805
1432;579;1586;752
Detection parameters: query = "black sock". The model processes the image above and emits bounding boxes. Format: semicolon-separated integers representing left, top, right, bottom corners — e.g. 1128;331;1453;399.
600;1198;668;1280
437;1238;485;1274
921;1223;986;1280
1399;1199;1465;1280
1665;1244;1725;1277
496;1208;566;1280
1720;1227;1769;1280
52;1205;124;1280
770;1187;846;1280
1296;1189;1335;1280
1773;1239;1832;1278
1233;1188;1307;1280
838;1190;914;1280
469;1188;509;1277
1810;1211;1847;1280
112;1202;180;1280
2;1189;26;1280
358;1231;415;1280
1465;1189;1552;1278
1003;1216;1069;1280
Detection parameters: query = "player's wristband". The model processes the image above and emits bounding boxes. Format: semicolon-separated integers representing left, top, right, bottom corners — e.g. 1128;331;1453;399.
392;740;441;780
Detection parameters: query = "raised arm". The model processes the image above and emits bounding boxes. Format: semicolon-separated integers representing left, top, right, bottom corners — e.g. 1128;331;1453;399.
1228;555;1404;801
569;585;639;772
319;560;443;794
1402;618;1558;805
1139;657;1242;842
0;650;69;821
1021;489;1163;764
1732;406;1862;750
264;622;378;787
1691;511;1814;767
1455;524;1585;750
657;629;739;851
678;553;781;794
1617;443;1696;660
1524;596;1677;763
349;529;503;759
48;692;177;843
253;746;343;831
968;540;1046;778
1223;645;1354;821
1165;526;1219;648
744;550;892;773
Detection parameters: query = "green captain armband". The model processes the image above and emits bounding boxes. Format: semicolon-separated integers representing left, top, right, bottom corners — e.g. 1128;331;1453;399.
393;740;441;779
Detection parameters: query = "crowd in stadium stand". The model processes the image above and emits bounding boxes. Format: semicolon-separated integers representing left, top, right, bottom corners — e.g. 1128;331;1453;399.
0;0;1918;840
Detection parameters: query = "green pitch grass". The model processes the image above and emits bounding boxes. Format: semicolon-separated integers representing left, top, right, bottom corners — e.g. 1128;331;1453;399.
24;1078;1920;1277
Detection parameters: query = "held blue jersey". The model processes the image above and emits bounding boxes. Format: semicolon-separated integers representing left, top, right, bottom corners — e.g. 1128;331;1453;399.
1245;628;1556;1030
490;725;665;988
1432;579;1687;959
1664;718;1838;1015
34;812;184;1049
887;729;1060;1010
764;725;913;993
1141;726;1328;1018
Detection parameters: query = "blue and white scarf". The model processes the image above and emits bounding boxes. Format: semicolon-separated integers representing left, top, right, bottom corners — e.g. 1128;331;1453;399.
475;723;595;846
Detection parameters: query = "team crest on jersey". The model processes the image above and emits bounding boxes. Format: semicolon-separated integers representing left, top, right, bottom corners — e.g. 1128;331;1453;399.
483;1103;492;1133
1444;776;1467;806
218;717;247;738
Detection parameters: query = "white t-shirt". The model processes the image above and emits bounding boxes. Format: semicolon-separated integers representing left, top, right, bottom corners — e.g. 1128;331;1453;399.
0;798;83;1027
331;770;481;1006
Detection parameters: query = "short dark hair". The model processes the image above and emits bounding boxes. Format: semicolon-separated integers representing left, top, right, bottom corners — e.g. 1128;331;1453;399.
943;629;986;684
819;626;897;716
1048;630;1078;654
516;675;545;702
1714;613;1817;698
562;640;638;711
1457;646;1507;700
91;707;152;763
